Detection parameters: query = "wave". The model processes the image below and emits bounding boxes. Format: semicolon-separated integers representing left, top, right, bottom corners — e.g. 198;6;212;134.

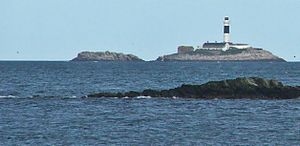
136;96;152;99
0;95;18;98
0;95;80;99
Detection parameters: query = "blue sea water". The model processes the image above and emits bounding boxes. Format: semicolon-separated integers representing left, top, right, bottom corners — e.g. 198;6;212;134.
0;61;299;145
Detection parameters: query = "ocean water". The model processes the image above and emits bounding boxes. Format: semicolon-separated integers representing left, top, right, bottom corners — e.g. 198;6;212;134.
0;61;299;145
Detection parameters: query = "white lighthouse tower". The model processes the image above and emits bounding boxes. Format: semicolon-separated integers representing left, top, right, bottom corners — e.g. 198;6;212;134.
224;16;230;43
223;16;231;50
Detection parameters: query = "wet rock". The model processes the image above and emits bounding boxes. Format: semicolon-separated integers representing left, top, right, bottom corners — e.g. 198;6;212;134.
87;77;300;99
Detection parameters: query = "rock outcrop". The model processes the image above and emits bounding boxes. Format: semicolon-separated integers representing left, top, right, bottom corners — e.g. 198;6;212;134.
156;48;285;61
71;51;144;61
86;77;300;99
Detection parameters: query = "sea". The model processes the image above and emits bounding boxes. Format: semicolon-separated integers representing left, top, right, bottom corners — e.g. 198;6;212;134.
0;61;299;145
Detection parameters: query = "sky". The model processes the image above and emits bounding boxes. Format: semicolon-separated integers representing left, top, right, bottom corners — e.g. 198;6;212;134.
0;0;299;61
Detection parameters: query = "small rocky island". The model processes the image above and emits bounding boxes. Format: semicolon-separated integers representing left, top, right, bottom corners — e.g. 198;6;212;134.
157;47;285;62
86;77;300;99
71;51;144;61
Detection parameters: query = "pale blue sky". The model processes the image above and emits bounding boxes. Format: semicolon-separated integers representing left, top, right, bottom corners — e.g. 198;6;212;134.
0;0;299;61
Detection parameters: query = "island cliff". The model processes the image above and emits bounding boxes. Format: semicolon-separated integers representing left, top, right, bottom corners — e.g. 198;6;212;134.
86;77;300;99
71;51;144;61
156;48;285;62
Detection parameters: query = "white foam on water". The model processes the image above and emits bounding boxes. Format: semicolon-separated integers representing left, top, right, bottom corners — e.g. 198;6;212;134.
63;95;78;99
0;95;17;98
26;95;81;99
136;96;152;99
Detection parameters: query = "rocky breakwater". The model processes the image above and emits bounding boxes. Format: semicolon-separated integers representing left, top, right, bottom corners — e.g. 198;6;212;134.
157;48;285;61
86;77;300;99
71;51;144;61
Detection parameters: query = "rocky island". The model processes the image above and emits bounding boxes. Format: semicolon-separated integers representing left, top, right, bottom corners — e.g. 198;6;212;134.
86;77;300;99
71;51;144;61
156;47;285;62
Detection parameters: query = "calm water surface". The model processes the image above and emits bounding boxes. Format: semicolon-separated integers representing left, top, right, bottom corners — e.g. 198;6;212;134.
0;61;299;145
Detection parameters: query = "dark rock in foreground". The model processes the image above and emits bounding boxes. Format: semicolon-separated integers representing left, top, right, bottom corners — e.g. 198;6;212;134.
87;77;300;99
71;51;144;61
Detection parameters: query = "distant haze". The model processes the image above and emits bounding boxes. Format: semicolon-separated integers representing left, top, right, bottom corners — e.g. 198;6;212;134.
0;0;299;61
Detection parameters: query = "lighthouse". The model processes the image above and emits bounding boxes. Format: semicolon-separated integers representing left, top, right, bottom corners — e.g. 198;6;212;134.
224;16;230;43
202;16;251;51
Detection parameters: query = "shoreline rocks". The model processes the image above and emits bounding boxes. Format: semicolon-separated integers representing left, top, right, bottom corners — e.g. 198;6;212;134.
86;77;300;99
71;51;144;61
